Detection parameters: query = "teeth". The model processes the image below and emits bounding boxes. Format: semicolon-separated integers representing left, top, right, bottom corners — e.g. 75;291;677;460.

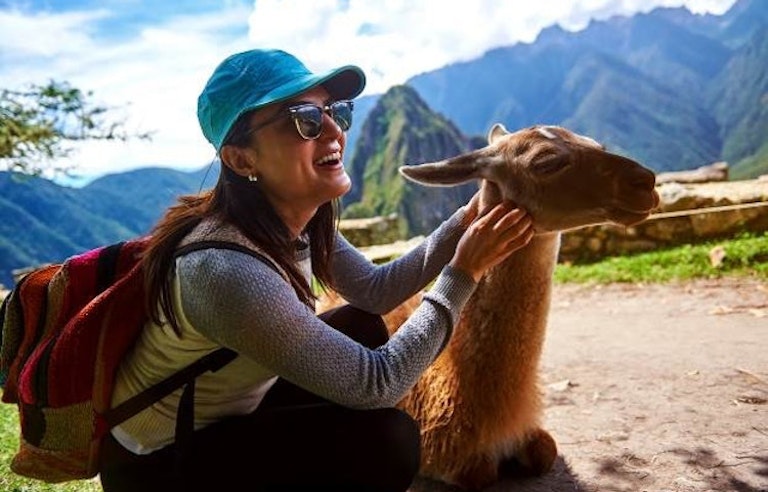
316;152;341;165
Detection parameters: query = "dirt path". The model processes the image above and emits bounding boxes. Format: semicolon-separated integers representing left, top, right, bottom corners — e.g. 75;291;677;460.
412;277;768;492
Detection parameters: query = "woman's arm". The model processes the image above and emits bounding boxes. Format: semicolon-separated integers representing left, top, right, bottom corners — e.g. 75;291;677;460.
331;205;469;314
177;248;476;409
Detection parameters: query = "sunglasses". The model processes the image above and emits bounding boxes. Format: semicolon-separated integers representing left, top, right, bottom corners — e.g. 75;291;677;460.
247;100;354;140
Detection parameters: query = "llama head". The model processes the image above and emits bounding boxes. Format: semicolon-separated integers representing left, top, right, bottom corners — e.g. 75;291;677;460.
398;123;660;232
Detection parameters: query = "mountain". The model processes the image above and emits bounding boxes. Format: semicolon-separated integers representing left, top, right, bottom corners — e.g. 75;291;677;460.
341;0;766;237
709;26;768;178
343;0;767;178
343;85;479;236
397;0;767;176
0;166;218;288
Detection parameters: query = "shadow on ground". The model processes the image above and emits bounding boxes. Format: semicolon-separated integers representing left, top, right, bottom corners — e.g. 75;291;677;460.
409;447;768;491
591;447;768;492
409;456;588;492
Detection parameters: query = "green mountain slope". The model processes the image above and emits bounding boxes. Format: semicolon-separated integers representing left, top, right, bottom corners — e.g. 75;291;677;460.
343;86;479;236
558;52;720;171
0;166;216;288
711;26;768;176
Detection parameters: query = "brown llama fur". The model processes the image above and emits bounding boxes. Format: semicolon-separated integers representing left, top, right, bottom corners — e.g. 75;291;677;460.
321;123;659;490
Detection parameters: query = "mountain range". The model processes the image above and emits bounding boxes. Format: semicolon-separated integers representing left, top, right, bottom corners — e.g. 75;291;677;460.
350;0;767;177
1;0;766;288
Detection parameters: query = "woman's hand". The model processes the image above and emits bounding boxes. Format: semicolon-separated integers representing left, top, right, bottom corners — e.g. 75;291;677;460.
450;201;533;282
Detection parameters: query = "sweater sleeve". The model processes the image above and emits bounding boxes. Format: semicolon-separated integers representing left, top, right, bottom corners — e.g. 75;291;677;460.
176;248;475;409
330;206;469;314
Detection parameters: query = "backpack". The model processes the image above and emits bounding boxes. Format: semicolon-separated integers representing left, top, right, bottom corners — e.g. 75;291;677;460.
0;237;238;483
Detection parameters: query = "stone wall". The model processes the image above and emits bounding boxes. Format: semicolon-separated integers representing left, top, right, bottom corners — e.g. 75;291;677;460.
559;179;768;262
338;213;402;247
341;178;768;263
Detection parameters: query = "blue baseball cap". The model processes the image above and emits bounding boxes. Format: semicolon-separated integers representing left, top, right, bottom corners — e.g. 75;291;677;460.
197;49;366;152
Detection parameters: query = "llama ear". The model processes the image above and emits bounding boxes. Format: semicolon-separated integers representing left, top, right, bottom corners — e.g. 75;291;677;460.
399;148;501;187
488;123;509;144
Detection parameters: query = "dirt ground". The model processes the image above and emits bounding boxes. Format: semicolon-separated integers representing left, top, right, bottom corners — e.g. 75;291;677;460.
411;277;768;492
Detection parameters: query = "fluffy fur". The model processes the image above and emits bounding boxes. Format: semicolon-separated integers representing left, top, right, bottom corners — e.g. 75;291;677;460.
323;124;659;490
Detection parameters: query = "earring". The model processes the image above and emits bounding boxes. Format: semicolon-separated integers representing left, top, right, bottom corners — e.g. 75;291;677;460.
248;174;258;182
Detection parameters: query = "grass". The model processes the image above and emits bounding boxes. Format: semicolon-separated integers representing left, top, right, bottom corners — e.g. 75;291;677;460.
1;232;766;491
0;408;100;491
554;232;768;284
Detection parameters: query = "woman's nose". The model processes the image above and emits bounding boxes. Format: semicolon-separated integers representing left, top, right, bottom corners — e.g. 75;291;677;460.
321;111;343;139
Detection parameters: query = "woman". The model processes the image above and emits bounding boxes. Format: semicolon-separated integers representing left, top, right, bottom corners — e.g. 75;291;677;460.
99;49;533;492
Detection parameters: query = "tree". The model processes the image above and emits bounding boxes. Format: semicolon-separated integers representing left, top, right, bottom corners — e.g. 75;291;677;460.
0;80;152;177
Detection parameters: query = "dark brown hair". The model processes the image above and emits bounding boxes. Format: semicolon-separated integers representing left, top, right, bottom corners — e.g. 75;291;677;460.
143;111;339;334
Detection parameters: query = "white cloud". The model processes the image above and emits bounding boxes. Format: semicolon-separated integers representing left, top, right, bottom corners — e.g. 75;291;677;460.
0;9;106;60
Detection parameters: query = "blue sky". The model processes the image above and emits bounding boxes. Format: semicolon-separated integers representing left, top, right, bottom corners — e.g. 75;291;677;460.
0;0;738;183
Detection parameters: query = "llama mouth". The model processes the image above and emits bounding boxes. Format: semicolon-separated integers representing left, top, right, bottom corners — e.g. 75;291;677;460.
611;208;653;227
611;190;660;225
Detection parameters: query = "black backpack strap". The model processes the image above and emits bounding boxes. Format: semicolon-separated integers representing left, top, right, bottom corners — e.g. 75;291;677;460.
103;347;237;428
174;378;197;479
103;238;281;467
104;239;281;427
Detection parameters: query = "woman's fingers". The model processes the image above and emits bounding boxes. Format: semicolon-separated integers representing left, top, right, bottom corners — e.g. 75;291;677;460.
451;201;534;282
473;202;529;237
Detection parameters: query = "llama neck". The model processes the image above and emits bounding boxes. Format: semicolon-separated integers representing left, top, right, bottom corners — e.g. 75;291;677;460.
448;231;561;376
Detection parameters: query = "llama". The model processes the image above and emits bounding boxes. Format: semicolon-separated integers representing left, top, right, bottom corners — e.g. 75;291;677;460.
321;123;658;490
398;123;658;490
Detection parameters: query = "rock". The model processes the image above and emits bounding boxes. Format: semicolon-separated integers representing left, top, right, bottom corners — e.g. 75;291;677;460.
656;161;729;184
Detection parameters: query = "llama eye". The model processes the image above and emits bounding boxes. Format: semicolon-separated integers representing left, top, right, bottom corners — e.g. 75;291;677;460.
532;155;566;174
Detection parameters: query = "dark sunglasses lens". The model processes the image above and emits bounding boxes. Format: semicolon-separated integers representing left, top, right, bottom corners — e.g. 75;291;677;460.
293;106;324;139
291;101;354;139
330;101;353;131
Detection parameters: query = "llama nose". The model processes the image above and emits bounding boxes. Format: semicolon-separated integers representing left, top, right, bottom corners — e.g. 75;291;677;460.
630;166;656;190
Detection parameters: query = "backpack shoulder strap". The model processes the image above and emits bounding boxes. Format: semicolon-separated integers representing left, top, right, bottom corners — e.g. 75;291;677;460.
99;223;283;432
101;224;288;438
103;346;236;429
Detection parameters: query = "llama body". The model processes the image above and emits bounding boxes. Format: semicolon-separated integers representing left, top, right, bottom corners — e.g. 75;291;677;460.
400;232;560;488
396;124;659;490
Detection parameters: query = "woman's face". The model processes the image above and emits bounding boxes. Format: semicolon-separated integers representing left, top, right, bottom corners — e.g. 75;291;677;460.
246;86;352;222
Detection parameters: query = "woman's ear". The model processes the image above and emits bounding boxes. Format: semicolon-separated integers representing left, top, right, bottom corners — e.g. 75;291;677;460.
220;145;256;179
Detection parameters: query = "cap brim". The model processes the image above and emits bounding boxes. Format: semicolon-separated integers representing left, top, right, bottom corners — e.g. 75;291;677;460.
254;65;365;113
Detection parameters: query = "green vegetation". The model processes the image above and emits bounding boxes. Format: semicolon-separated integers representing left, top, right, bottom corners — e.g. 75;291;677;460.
555;232;768;284
0;404;100;491
731;142;768;180
0;80;151;177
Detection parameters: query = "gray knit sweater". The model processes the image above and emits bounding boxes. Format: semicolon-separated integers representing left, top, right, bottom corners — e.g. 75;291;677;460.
110;208;475;453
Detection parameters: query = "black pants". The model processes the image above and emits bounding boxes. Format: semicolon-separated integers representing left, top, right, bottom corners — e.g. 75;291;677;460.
99;305;421;492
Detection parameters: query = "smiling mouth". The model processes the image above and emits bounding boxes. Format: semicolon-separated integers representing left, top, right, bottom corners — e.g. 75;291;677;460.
316;152;342;167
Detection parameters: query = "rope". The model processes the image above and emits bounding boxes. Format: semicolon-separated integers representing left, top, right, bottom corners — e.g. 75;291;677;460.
647;201;768;220
571;200;768;230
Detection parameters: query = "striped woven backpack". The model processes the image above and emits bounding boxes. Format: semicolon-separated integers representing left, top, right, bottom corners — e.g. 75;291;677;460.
0;237;235;483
